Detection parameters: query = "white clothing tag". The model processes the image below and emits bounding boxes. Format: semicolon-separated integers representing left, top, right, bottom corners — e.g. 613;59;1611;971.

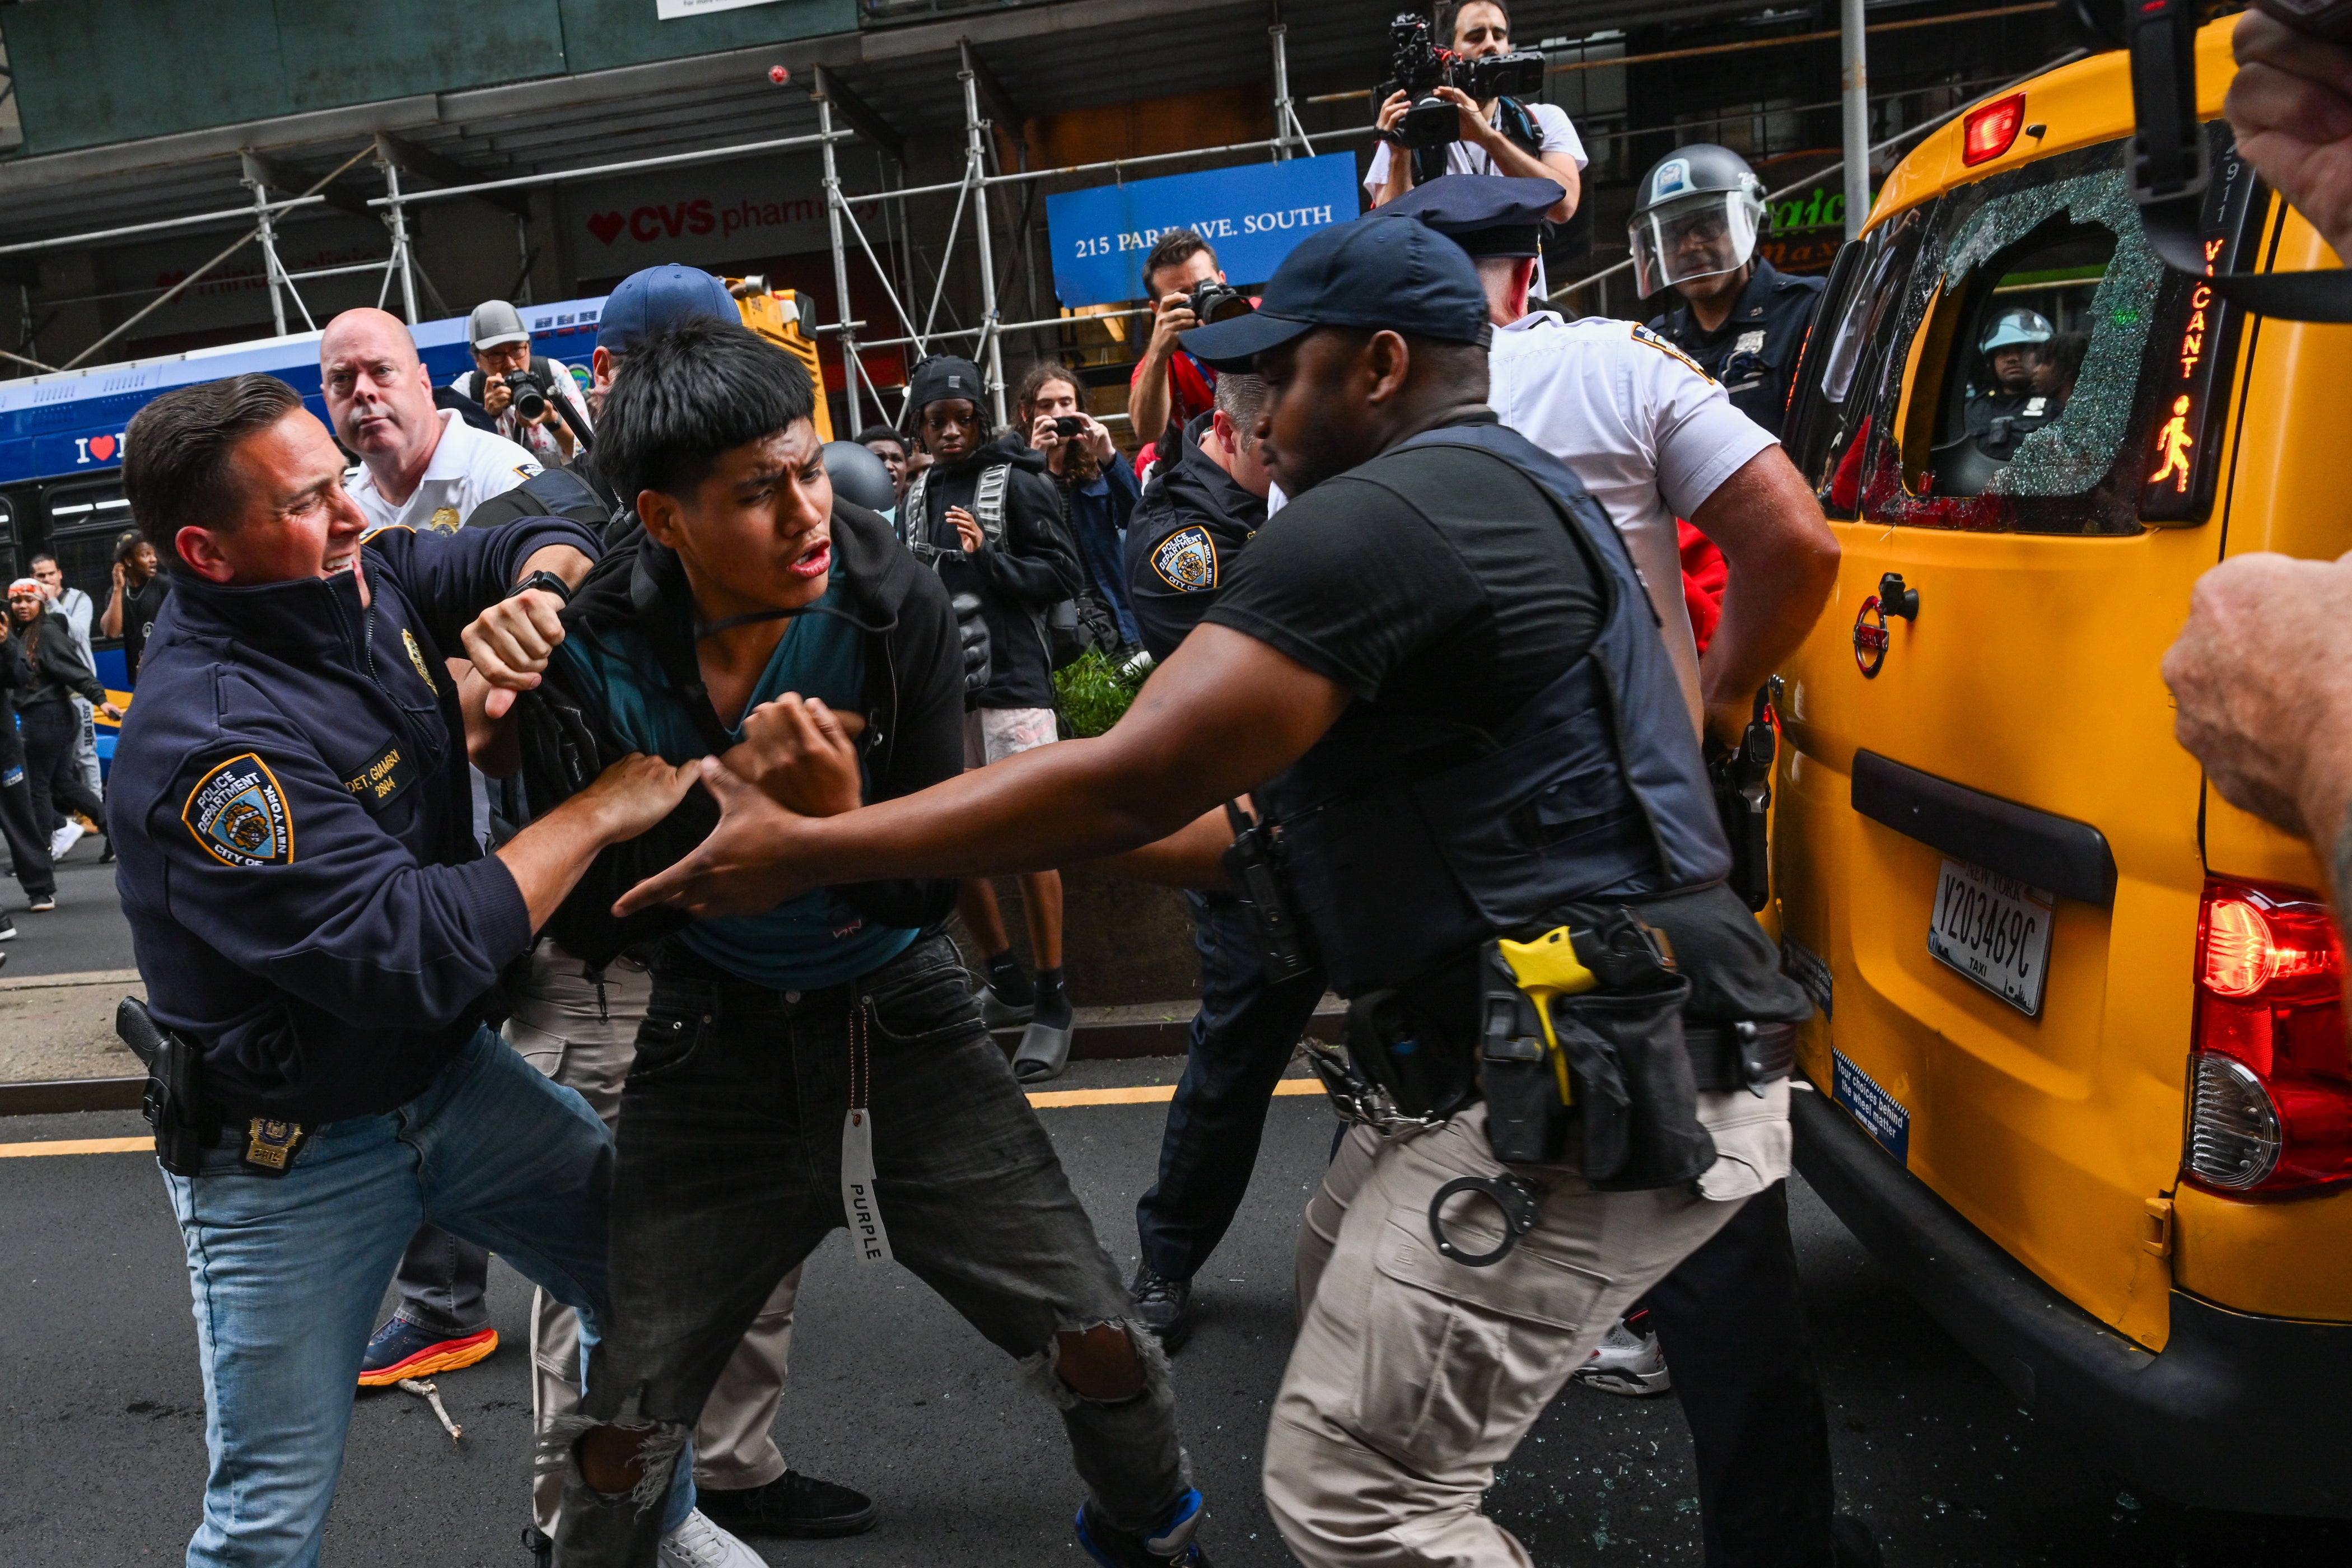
841;1108;893;1263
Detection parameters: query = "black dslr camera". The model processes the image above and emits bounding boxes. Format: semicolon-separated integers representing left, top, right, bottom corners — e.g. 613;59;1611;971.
502;368;551;423
1186;281;1254;327
2061;0;2352;320
1378;12;1548;151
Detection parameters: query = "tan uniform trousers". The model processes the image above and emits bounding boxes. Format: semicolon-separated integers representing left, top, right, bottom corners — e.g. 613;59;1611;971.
503;945;803;1533
1266;1080;1795;1568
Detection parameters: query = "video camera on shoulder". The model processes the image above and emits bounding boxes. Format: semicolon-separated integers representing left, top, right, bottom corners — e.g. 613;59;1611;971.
2061;0;2352;320
1376;12;1546;151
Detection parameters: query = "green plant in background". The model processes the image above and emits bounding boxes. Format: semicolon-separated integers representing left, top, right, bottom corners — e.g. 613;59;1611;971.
1054;648;1147;738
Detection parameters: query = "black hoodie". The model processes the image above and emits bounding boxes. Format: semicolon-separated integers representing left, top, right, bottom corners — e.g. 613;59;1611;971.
518;498;965;965
902;431;1080;710
1123;410;1268;663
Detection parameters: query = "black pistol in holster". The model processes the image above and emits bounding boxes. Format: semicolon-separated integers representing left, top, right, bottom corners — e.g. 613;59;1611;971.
118;995;209;1178
1707;678;1780;912
1221;797;1316;987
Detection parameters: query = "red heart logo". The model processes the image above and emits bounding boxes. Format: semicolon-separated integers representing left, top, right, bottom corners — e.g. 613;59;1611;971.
587;212;626;245
90;433;116;461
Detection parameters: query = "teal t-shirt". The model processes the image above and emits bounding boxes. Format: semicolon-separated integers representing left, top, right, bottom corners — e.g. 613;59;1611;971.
555;580;917;990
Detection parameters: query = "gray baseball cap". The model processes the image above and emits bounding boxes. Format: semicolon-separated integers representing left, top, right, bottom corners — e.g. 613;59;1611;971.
468;299;530;351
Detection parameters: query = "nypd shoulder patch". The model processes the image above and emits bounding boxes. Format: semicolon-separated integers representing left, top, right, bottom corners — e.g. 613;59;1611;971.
183;754;294;869
1630;322;1716;384
1152;526;1220;592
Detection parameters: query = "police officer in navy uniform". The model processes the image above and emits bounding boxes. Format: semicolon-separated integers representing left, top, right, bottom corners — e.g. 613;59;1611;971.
1636;144;1827;438
1119;368;1329;1348
617;210;1828;1568
108;374;725;1568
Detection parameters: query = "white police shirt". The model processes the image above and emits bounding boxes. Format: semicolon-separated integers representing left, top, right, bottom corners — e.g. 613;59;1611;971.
1488;311;1776;735
349;409;542;536
1365;101;1588;295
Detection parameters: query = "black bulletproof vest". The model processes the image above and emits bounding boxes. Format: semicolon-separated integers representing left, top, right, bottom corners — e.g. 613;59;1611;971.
1262;423;1731;996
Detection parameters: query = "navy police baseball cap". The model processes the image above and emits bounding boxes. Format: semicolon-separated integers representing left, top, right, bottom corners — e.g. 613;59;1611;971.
1374;175;1564;260
597;264;739;353
1178;214;1491;372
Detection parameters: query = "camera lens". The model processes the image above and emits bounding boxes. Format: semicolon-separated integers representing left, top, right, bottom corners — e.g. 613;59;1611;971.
508;373;548;422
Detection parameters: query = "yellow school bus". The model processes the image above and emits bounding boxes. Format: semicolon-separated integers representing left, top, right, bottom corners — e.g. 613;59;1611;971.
1773;18;2352;1516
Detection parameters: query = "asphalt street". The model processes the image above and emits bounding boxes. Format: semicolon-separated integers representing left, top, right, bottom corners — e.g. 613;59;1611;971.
1;832;138;978
6;1054;2352;1568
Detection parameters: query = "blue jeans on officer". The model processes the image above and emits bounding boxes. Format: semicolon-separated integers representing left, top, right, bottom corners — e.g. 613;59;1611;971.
161;1026;693;1568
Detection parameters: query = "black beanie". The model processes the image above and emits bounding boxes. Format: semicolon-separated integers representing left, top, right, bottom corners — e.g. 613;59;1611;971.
907;355;985;418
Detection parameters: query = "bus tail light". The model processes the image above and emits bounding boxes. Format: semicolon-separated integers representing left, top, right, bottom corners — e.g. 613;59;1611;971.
2186;879;2352;1194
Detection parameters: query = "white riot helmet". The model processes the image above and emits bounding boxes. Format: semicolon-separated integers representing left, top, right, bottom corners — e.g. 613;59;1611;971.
1629;144;1770;298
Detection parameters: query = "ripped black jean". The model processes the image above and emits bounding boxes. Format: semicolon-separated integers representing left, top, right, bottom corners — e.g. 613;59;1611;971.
552;931;1188;1566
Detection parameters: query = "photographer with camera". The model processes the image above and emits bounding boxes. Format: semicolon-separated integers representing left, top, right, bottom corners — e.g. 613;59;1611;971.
1128;231;1250;473
1368;3;1584;290
450;300;594;466
1021;360;1142;652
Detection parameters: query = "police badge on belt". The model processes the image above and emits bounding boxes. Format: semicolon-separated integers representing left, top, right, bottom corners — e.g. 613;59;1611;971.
240;1117;309;1175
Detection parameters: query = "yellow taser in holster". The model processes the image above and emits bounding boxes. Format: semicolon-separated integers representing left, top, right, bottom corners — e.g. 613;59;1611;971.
1478;925;1596;1164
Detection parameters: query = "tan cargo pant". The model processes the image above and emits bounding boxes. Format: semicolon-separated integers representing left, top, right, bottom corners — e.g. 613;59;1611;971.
502;945;803;1533
1266;1081;1794;1567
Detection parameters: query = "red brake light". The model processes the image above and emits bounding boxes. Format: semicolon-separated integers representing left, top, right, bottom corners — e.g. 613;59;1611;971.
1962;94;2026;165
2187;879;2352;1195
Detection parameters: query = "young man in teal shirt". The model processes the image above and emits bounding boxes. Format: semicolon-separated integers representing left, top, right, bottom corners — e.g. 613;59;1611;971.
473;319;1208;1568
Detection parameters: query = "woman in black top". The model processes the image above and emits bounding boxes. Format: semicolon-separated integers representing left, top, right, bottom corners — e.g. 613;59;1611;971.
7;580;118;864
101;532;169;682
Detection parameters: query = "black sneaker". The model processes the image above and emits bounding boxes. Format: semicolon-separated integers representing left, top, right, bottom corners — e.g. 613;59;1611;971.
1128;1264;1195;1352
696;1468;877;1538
1077;1488;1210;1566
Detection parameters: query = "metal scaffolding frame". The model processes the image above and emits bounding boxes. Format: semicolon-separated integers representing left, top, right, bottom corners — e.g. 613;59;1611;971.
4;27;1359;392
809;25;1370;436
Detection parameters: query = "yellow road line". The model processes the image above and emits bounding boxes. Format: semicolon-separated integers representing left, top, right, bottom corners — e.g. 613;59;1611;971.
0;1080;1331;1158
0;1136;151;1158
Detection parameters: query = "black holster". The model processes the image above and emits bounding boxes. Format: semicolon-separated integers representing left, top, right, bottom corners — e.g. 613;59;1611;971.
1480;911;1718;1191
118;996;211;1178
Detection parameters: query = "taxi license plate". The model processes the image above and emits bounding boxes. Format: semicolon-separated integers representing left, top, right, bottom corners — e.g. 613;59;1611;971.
1925;858;2054;1017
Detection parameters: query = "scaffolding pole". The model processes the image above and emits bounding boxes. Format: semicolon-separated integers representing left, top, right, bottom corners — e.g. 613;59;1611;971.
816;93;864;438
1270;25;1315;161
1840;0;1871;240
379;153;419;325
959;42;1006;429
245;176;290;338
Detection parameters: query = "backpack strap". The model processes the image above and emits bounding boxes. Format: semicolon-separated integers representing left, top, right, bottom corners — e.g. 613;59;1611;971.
974;463;1011;547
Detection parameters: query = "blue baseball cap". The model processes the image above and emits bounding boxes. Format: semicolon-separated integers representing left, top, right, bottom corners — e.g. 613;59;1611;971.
597;264;739;353
1178;214;1491;372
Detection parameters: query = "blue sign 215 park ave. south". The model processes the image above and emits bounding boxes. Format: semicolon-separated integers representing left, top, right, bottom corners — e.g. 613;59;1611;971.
1045;152;1362;308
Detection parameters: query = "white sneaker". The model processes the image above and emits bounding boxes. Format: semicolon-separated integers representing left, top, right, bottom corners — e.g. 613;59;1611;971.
1571;1316;1673;1397
48;821;85;861
658;1509;769;1568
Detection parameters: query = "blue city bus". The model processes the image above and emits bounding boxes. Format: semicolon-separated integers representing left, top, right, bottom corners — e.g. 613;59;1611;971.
0;296;608;768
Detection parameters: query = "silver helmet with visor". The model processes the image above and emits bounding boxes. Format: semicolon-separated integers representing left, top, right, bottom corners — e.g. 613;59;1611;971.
1628;143;1770;298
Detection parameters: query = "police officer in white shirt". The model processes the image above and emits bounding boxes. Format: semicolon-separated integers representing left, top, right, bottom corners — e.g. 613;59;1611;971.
1380;176;1878;1568
447;299;594;466
1366;1;1585;296
319;307;542;536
